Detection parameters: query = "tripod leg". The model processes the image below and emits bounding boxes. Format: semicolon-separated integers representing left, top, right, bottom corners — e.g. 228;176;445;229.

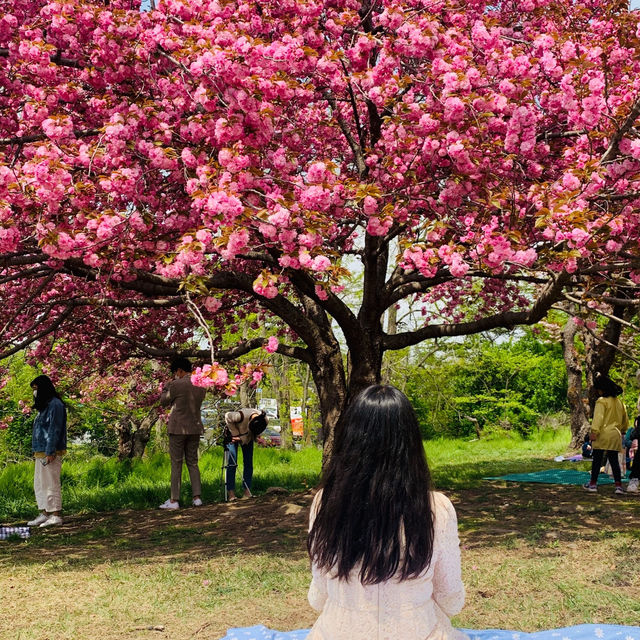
221;448;230;503
240;476;253;497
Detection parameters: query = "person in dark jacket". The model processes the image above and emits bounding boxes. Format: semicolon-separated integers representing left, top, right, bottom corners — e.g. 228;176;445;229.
626;417;640;493
158;357;206;510
27;375;67;528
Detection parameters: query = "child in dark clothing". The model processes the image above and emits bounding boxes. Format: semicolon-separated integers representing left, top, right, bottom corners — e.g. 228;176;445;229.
627;417;640;493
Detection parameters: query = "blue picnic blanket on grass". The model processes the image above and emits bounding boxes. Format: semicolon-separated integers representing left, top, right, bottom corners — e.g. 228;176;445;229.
484;468;626;485
220;624;640;640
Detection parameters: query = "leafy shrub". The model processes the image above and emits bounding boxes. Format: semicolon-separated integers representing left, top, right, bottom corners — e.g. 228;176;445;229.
0;401;33;462
401;333;567;439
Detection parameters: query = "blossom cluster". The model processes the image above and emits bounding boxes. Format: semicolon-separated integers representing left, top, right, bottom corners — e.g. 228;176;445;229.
0;0;640;377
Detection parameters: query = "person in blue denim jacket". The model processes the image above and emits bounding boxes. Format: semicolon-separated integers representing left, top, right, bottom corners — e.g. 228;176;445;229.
27;375;67;528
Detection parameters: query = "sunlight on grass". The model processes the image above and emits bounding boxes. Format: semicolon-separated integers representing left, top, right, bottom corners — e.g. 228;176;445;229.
0;427;573;521
426;427;572;489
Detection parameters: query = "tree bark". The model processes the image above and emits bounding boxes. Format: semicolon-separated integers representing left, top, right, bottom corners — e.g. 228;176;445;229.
585;303;626;413
116;407;160;460
300;364;313;446
561;316;590;449
276;356;294;449
310;344;348;466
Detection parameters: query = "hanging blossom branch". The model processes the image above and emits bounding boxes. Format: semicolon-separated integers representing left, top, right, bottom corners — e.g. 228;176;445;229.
184;290;216;364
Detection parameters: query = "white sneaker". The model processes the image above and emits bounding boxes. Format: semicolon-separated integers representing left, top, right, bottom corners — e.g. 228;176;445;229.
27;513;48;527
627;478;639;493
159;499;179;510
192;498;203;507
39;515;63;528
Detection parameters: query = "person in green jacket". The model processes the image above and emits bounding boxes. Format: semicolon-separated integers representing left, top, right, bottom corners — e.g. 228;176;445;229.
583;374;627;495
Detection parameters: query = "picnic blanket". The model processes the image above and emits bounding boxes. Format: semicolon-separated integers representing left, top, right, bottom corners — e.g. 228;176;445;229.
484;468;625;485
0;526;30;540
219;624;640;640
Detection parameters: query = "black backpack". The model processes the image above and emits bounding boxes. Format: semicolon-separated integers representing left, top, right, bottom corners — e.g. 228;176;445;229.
249;411;268;437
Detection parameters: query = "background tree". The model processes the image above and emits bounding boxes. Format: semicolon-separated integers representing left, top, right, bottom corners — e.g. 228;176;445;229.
3;1;640;458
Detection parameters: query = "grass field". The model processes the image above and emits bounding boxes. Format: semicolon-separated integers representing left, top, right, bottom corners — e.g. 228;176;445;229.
2;428;640;639
1;426;570;521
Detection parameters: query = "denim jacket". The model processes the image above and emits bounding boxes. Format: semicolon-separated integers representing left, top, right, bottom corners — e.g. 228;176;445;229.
32;397;67;455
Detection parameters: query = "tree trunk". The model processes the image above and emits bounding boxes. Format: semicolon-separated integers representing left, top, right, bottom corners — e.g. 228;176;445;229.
382;304;398;384
561;316;590;449
300;364;313;446
310;345;348;466
116;407;160;460
277;356;294;449
585;303;626;413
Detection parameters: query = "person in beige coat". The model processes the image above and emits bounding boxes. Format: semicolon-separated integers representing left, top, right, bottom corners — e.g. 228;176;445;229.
584;374;628;494
158;357;206;510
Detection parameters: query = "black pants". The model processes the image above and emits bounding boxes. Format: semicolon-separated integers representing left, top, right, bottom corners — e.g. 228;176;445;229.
590;449;622;484
630;450;640;480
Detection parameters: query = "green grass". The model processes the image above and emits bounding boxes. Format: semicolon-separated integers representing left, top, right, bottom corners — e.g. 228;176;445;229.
0;427;572;521
1;425;639;639
427;425;575;489
0;446;323;521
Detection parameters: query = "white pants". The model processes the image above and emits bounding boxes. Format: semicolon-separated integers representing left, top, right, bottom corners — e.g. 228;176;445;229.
33;456;62;512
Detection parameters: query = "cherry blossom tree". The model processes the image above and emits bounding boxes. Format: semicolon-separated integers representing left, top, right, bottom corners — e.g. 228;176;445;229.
3;0;640;457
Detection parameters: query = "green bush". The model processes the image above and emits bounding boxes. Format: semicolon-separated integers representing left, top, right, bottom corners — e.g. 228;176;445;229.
401;332;567;439
0;401;33;461
453;392;540;437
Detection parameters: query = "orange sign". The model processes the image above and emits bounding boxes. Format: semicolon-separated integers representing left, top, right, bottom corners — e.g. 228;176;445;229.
291;416;304;437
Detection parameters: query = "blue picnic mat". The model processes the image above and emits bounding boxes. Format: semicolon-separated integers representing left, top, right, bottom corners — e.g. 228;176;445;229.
220;624;640;640
484;468;626;485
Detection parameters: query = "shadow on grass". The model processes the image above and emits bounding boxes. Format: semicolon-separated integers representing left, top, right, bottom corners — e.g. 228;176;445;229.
0;449;321;521
430;455;593;490
454;481;640;550
432;457;640;548
0;490;315;570
3;452;640;571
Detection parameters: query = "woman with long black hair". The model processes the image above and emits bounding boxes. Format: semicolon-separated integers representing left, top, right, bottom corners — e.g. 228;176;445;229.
583;374;628;495
27;375;67;528
307;385;468;640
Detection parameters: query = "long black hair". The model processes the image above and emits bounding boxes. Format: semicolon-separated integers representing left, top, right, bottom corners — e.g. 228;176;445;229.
31;375;62;411
593;373;623;398
307;385;434;585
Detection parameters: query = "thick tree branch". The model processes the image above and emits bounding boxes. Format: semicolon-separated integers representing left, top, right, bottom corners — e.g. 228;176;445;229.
0;129;100;146
601;96;640;164
285;269;361;341
384;271;570;350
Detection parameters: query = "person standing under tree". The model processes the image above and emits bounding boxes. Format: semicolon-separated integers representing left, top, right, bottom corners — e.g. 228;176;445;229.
583;374;628;495
27;375;67;528
158;357;206;510
626;416;640;493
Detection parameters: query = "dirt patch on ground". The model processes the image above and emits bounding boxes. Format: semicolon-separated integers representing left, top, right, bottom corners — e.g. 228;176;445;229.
5;489;316;567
